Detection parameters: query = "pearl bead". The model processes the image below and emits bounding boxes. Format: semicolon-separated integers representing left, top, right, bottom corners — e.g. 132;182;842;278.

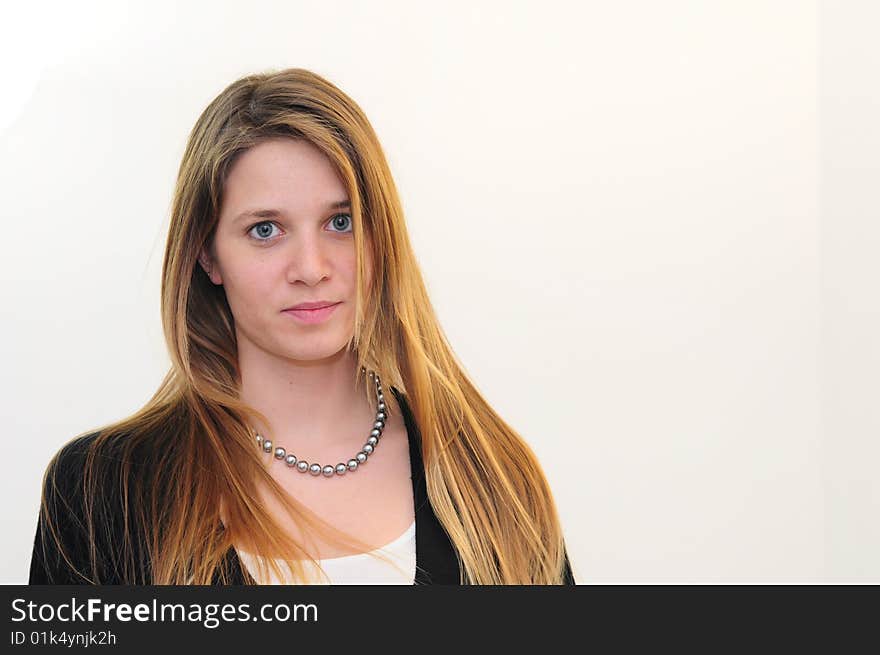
347;459;358;471
335;463;347;475
274;447;286;460
296;461;309;473
262;439;273;453
309;463;322;475
286;454;297;467
377;412;386;420
367;436;378;446
356;452;367;463
370;429;380;437
322;465;335;477
363;443;374;454
374;421;383;429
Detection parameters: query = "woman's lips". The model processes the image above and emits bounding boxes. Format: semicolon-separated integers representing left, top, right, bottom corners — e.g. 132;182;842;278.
282;302;341;324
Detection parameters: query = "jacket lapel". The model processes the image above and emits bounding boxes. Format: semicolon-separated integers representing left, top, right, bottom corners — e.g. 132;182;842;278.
395;387;462;585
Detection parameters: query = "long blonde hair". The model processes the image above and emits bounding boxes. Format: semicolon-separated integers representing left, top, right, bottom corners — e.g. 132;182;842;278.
37;67;572;584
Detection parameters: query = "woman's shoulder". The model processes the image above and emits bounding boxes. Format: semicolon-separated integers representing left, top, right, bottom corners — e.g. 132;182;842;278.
40;429;152;524
32;429;149;584
54;427;124;455
46;431;99;470
41;432;98;494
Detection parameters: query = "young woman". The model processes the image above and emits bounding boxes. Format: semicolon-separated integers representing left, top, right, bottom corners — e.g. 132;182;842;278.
29;68;576;585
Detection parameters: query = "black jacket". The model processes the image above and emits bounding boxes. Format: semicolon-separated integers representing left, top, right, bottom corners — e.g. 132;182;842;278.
29;388;575;585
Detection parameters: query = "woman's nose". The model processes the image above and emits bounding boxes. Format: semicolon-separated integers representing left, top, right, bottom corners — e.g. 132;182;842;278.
285;234;331;285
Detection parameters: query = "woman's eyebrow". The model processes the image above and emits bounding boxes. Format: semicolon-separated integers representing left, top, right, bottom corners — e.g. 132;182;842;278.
233;199;351;223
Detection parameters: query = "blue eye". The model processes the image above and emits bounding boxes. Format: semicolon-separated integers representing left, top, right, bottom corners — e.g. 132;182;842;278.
328;213;353;233
248;221;280;242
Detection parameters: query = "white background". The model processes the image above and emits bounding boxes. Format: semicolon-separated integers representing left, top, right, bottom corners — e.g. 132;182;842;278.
1;1;876;584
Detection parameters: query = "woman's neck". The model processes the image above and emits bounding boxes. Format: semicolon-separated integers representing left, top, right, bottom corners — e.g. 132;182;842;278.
237;343;376;450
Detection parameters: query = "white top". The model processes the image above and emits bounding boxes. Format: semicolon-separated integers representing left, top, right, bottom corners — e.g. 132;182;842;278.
236;519;416;585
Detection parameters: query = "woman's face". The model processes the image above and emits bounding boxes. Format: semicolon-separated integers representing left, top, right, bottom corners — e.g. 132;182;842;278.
198;137;371;363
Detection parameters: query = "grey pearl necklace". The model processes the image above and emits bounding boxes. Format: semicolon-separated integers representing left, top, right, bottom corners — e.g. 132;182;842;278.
253;371;386;478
